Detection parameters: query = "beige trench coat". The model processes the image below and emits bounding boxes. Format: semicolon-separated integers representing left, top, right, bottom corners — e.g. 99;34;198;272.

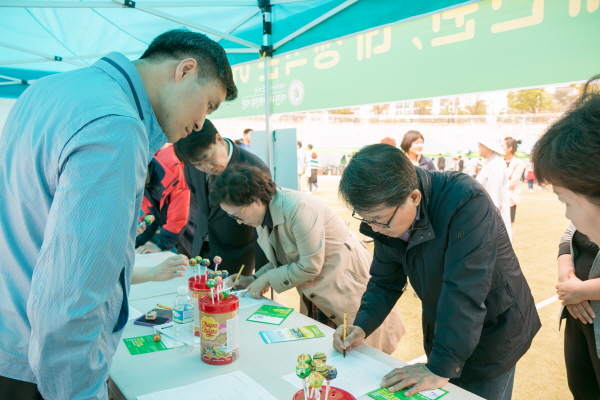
254;188;405;354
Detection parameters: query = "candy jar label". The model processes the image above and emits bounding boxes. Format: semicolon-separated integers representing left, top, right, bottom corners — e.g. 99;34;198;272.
201;316;219;341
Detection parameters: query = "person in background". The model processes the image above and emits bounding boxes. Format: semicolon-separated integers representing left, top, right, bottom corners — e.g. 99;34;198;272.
400;130;436;170
239;128;252;152
339;154;347;175
476;137;512;241
174;119;269;277
212;165;405;354
437;153;446;171
525;160;536;193
297;140;305;191
380;137;397;147
0;28;236;399
458;156;464;172
305;144;314;165
532;75;600;400
503;137;526;241
334;144;540;400
307;152;320;194
135;143;190;254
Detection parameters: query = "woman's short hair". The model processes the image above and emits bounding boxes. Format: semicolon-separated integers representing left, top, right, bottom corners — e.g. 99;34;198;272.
532;75;600;205
400;130;424;152
504;137;522;154
209;165;276;207
173;119;218;166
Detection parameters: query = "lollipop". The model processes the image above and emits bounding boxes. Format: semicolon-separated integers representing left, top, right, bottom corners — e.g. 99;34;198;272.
207;279;216;304
324;365;337;398
313;352;327;364
188;258;197;279
201;258;210;280
220;290;230;300
221;270;229;280
195;256;202;264
307;371;324;399
213;255;222;271
296;362;311;398
315;362;328;378
298;353;312;366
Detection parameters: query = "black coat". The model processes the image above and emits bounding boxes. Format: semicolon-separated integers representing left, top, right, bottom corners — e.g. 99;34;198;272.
354;168;541;383
182;143;270;275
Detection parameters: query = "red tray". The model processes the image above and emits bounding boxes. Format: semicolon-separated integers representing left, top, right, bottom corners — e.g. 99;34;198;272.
292;387;356;400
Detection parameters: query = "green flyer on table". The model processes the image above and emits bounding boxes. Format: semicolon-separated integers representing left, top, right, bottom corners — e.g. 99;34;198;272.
123;335;170;355
368;387;449;400
247;304;293;325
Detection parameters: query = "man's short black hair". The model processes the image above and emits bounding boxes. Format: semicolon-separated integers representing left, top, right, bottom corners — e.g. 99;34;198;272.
141;28;237;101
532;75;600;205
339;144;419;213
173;119;219;166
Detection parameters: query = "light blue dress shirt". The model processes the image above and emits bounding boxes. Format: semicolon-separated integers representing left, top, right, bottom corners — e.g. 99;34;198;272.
0;52;166;399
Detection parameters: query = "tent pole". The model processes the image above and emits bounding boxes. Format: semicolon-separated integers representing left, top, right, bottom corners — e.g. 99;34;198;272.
260;0;274;175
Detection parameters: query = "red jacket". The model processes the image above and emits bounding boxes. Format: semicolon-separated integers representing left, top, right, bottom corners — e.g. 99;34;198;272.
137;145;190;250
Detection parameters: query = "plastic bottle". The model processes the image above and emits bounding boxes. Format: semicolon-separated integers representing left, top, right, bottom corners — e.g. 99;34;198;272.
172;285;194;354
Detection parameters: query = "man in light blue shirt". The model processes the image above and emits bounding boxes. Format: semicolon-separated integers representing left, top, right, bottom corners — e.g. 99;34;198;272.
0;29;236;400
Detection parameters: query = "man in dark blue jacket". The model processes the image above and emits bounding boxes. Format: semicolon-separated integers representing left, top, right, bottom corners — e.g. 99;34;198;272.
334;144;540;400
174;119;269;276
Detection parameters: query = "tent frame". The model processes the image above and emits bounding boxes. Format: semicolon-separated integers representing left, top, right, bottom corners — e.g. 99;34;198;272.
0;0;362;171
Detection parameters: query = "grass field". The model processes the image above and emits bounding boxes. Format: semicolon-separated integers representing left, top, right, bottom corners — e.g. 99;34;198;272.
276;176;572;399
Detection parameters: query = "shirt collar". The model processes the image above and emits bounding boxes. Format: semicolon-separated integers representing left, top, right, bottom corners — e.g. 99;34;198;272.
93;52;167;158
398;205;420;242
225;138;234;164
262;206;274;228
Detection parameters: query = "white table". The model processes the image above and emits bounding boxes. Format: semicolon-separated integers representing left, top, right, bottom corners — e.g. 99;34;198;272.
110;254;483;399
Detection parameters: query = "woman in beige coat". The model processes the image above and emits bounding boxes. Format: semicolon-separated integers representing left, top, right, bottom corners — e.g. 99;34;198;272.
209;165;404;354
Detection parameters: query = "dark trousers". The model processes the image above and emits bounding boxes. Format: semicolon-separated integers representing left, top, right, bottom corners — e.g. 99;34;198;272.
564;312;600;399
451;365;515;400
0;375;43;400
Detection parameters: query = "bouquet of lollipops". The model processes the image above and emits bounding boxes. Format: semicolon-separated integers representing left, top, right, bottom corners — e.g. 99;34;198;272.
295;352;342;400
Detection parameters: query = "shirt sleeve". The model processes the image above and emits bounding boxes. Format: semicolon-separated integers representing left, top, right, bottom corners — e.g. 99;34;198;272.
426;190;497;379
265;202;326;293
354;239;406;337
558;223;575;258
483;168;505;209
28;115;147;400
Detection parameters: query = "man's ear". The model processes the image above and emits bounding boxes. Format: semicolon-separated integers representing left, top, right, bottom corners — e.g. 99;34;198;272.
410;189;422;206
175;58;198;83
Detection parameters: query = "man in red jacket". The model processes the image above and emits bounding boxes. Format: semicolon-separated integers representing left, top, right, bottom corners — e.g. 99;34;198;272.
136;144;190;253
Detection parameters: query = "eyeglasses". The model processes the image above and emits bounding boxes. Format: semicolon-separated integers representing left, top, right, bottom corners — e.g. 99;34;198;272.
352;205;400;229
227;205;246;222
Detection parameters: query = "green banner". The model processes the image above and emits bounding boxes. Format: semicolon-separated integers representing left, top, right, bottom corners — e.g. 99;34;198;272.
213;0;600;119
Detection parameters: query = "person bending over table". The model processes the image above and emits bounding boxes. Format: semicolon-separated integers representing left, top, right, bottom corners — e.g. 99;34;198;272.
332;144;540;400
174;119;269;276
210;165;404;355
533;75;600;400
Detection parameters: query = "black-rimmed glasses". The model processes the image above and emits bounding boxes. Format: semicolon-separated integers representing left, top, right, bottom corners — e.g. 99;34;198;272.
351;205;400;229
227;205;246;222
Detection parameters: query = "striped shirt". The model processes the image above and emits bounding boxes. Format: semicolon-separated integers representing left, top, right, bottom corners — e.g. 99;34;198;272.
0;52;166;399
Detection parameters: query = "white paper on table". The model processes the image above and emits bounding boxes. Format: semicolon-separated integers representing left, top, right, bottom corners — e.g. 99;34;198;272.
236;294;270;309
137;370;277;400
281;351;392;399
128;306;144;321
154;323;200;347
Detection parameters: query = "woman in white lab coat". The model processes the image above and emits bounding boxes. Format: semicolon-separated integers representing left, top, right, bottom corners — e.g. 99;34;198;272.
476;137;513;241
